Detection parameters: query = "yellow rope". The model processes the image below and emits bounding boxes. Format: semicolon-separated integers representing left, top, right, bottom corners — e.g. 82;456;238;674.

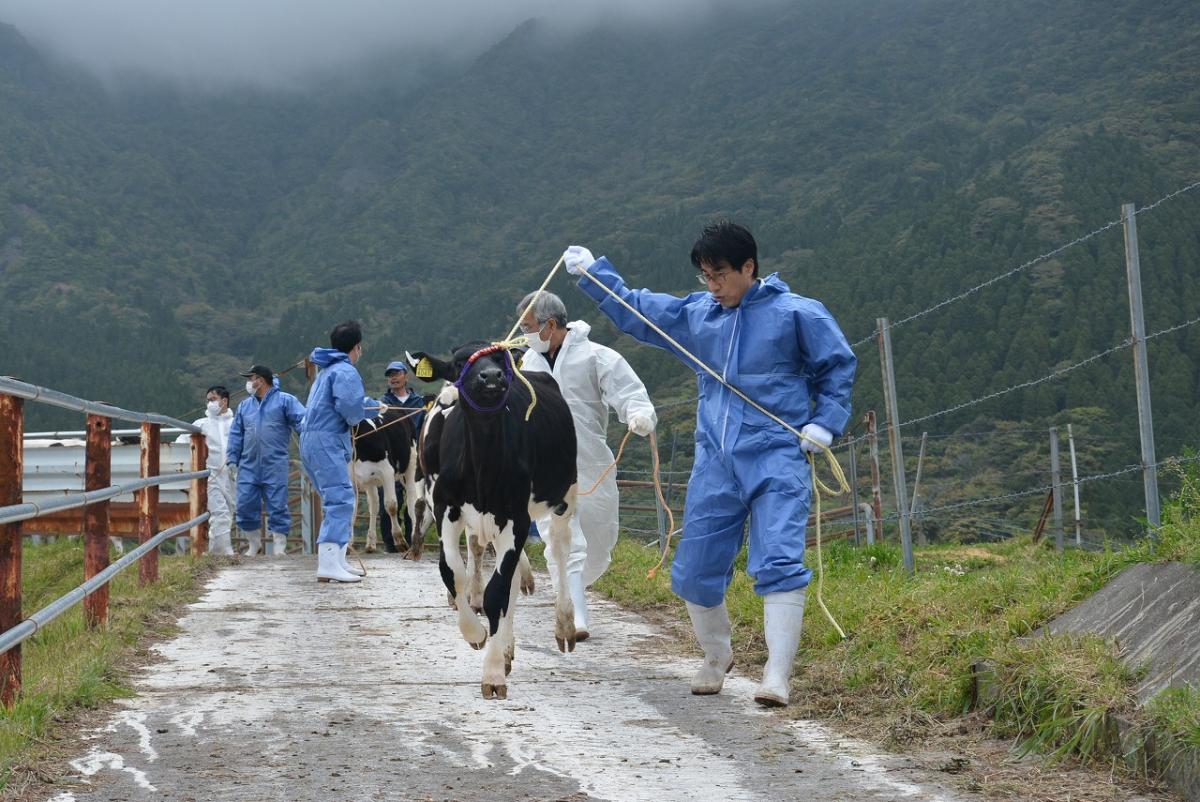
578;430;633;496
645;429;677;581
573;261;851;638
505;255;566;343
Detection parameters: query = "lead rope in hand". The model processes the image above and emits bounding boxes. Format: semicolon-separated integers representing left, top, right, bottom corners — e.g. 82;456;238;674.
568;259;850;639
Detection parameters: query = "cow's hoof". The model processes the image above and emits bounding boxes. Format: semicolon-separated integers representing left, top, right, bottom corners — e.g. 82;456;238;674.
481;683;508;700
471;604;484;615
504;660;512;676
466;632;487;650
405;549;422;562
520;576;535;595
447;593;456;609
365;545;377;554
555;636;577;653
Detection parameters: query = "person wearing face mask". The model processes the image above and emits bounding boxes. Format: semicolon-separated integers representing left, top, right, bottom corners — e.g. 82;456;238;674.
177;386;237;555
562;221;856;708
300;320;381;583
225;365;306;557
515;290;656;641
376;360;427;553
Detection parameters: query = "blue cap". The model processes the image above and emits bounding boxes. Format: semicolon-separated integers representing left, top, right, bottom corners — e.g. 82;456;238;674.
384;360;408;375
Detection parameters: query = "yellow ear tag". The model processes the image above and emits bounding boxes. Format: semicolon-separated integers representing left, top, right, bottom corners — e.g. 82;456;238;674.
416;358;434;380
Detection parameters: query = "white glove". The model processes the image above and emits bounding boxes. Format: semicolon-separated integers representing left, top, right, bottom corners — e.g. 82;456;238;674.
627;413;655;437
800;423;833;453
563;245;596;276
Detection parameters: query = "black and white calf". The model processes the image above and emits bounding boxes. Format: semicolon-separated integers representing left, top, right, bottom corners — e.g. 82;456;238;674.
351;407;414;553
407;386;537;597
408;342;578;700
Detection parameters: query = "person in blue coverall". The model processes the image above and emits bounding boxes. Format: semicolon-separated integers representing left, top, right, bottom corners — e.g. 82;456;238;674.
563;221;856;707
300;320;379;584
225;365;306;557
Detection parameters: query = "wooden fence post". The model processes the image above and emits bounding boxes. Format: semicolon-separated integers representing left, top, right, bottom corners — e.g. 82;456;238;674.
190;434;208;555
84;414;111;629
0;395;24;706
138;423;160;585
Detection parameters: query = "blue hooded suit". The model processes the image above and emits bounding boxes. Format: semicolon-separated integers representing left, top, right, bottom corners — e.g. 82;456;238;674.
225;378;305;535
578;258;856;607
300;348;377;546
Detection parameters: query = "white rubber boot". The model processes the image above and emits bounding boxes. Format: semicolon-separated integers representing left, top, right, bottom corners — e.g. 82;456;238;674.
340;542;366;577
208;530;234;556
317;542;362;583
270;531;288;556
754;588;807;707
567;571;590;642
243;529;263;556
686;601;733;695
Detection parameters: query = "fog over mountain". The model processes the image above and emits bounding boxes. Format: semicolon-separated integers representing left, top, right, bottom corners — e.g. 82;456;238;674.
0;0;774;88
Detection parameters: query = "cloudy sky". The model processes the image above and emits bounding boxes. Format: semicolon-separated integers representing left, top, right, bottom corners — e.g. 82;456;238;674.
0;0;764;88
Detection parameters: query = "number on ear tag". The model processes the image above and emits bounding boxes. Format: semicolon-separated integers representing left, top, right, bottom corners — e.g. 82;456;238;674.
416;357;435;380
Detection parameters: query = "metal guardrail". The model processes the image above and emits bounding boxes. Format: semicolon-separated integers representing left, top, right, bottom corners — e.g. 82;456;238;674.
0;378;212;707
0;512;210;657
0;377;201;433
0;470;207;526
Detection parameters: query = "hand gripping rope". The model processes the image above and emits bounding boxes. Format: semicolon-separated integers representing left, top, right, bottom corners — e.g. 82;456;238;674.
517;254;851;640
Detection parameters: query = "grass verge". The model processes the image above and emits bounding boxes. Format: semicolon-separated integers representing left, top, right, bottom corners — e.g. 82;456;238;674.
590;459;1200;779
0;540;212;791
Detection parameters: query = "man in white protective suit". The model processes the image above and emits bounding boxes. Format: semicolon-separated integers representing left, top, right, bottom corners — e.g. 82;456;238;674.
516;291;657;641
178;385;236;555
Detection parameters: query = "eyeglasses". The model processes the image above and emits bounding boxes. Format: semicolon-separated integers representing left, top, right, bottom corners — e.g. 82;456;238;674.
519;320;549;335
696;269;733;287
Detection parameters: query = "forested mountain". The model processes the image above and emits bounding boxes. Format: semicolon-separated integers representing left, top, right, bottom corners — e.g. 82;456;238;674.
1;0;1198;534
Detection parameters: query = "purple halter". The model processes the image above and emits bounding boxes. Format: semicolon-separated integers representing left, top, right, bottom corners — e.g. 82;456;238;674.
453;345;514;414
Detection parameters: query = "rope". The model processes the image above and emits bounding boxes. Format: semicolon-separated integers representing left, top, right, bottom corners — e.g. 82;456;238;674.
573;262;850;637
351;405;424;442
505;256;566;343
578;430;633;497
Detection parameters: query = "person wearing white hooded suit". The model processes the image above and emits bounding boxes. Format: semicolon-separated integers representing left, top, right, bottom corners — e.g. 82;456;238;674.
178;385;237;555
516;291;657;640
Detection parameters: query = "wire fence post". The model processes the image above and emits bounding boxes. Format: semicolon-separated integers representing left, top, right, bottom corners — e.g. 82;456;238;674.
138;423;161;585
0;394;23;706
910;431;928;546
877;319;914;574
866;411;883;545
84;414;112;629
1067;423;1082;546
1122;202;1161;532
189;434;208;555
1050;426;1064;553
848;440;861;546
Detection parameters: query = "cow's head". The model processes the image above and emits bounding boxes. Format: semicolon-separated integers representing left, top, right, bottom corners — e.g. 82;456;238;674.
408;342;514;414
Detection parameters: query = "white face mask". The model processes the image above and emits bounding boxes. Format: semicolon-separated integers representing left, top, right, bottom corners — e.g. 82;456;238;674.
524;325;552;354
245;380;257;396
206;400;221;416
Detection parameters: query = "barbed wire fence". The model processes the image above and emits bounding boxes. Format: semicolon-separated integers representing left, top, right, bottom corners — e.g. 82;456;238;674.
615;179;1200;558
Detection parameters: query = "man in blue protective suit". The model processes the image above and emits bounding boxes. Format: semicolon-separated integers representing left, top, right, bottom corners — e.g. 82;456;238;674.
226;365;306;557
300;320;380;584
563;221;856;707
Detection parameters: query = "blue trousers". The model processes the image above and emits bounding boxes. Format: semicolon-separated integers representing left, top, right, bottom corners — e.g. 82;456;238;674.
300;430;355;546
672;429;812;607
235;474;291;535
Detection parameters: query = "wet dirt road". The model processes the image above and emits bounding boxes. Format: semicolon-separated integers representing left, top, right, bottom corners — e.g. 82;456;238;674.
46;557;973;802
